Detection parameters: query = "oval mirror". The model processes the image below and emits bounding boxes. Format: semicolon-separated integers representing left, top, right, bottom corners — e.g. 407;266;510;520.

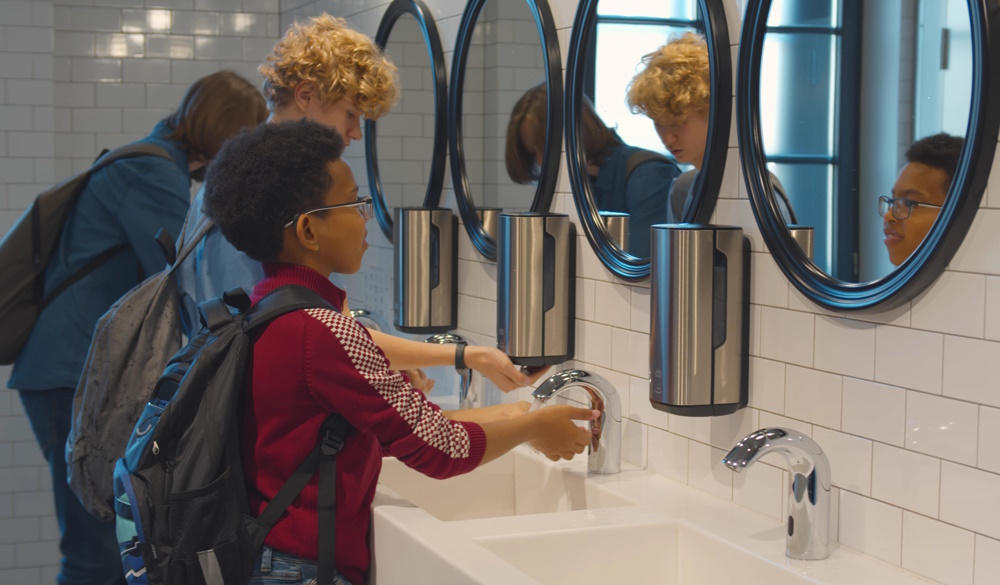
739;0;1000;310
565;0;733;281
367;0;448;240
449;0;563;261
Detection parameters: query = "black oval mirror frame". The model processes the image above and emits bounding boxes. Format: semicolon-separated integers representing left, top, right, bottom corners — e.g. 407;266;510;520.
739;0;1000;311
566;0;733;282
449;0;564;261
366;0;449;241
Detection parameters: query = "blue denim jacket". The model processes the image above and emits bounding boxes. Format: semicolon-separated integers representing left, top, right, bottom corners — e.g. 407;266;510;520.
9;122;191;391
591;141;684;258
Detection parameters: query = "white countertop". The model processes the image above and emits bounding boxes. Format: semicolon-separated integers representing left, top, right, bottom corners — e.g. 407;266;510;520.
371;446;936;585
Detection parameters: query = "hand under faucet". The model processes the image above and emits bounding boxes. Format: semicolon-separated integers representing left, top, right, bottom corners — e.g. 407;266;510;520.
532;369;621;474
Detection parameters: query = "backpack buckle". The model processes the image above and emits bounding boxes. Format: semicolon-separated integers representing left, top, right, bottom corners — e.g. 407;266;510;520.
321;429;345;456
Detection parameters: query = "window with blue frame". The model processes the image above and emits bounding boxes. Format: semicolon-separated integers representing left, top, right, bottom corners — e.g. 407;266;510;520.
761;0;862;280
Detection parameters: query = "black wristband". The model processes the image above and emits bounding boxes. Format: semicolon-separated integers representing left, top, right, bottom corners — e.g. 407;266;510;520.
455;343;467;370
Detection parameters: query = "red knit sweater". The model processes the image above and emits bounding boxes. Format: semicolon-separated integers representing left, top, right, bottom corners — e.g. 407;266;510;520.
242;264;487;585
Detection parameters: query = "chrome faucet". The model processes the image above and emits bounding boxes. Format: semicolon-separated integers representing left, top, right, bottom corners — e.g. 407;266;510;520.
723;428;830;560
424;333;476;409
532;369;621;474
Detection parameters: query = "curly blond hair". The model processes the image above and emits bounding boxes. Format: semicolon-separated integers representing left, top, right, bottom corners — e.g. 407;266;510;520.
260;14;399;120
627;32;710;126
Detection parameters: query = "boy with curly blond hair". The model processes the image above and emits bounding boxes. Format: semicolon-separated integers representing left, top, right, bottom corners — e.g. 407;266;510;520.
627;32;713;221
258;14;399;142
628;32;795;222
628;32;711;172
178;15;399;343
177;13;543;441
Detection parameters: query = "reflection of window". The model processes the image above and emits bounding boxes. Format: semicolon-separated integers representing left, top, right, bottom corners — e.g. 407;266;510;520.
914;0;973;138
586;1;701;157
762;0;862;280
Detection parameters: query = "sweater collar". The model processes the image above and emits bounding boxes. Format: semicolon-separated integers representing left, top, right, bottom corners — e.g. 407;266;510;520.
252;263;347;312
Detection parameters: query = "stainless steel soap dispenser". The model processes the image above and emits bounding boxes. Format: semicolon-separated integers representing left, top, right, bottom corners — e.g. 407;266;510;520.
393;207;457;333
599;211;629;251
496;212;575;367
649;224;749;416
788;225;815;261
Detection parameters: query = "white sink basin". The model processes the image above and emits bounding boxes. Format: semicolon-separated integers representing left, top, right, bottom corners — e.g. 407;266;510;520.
475;520;818;585
373;446;936;585
377;448;635;521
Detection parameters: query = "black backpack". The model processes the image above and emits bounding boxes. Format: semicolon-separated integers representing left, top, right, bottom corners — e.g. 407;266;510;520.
0;144;172;364
113;285;352;585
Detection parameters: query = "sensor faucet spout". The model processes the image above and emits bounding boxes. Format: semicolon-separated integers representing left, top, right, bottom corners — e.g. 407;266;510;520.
532;369;621;474
723;427;830;560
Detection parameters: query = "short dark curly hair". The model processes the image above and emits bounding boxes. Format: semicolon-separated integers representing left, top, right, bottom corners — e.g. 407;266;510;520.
202;119;345;261
905;132;964;190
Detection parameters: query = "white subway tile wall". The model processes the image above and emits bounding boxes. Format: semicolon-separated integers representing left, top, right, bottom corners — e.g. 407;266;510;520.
0;0;279;580
838;490;903;566
974;535;1000;585
1;0;999;582
901;511;975;585
872;443;941;518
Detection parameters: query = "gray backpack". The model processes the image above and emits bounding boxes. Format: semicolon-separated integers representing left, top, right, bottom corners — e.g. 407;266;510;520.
67;210;213;521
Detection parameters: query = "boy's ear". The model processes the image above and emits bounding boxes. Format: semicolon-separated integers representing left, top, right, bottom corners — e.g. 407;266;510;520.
295;215;321;252
292;81;318;113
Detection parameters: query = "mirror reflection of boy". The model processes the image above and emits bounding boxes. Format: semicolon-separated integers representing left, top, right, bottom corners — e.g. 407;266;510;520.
628;32;797;224
175;15;545;401
881;132;963;266
202;119;598;585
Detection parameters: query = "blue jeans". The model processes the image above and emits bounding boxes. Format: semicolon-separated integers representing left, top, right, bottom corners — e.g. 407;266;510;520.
250;546;353;585
18;388;126;585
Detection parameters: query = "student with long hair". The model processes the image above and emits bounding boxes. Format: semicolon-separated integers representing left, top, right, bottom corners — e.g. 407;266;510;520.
9;70;267;585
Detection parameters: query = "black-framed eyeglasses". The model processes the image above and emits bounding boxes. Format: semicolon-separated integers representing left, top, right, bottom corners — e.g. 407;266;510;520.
284;196;373;228
878;195;943;221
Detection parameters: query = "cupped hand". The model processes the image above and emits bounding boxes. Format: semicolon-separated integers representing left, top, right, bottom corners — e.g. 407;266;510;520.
528;404;599;461
404;369;435;394
464;346;551;392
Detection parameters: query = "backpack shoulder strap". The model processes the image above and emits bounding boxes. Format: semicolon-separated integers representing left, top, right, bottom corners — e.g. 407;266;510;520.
624;148;672;182
90;144;173;175
166;212;214;276
37;144;177;308
315;414;351;585
196;284;337;333
246;417;351;540
243;413;352;585
40;245;131;309
244;285;336;331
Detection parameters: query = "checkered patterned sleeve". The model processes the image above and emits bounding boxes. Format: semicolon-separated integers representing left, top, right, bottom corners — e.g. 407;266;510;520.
301;308;486;477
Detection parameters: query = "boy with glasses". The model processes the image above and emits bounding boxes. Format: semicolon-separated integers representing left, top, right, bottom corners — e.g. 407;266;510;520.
202;119;597;585
283;195;373;228
881;132;963;266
